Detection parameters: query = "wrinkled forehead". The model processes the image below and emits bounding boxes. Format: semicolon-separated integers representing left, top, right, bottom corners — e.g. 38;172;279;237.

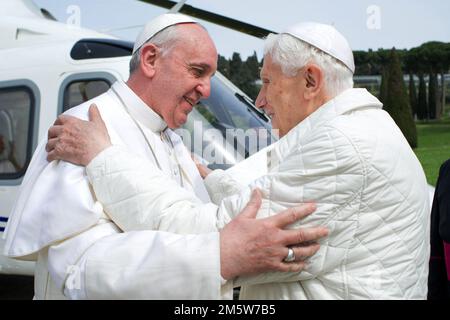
175;23;215;48
170;25;217;64
260;55;278;77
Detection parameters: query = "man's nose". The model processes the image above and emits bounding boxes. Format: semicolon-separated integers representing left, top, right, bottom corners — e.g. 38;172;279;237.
255;90;266;110
196;78;212;99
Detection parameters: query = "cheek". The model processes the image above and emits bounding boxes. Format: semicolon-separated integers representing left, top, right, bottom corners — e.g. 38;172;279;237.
159;104;176;124
267;83;285;103
173;104;189;121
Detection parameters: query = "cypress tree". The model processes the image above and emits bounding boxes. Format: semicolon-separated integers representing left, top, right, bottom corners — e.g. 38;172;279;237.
217;55;230;78
417;73;428;120
428;72;438;119
245;51;260;81
408;74;418;119
229;52;243;84
239;63;259;100
379;67;389;104
383;48;417;148
225;52;258;100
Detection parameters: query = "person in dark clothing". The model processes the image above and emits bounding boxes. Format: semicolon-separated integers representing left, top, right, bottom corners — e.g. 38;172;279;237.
428;159;450;299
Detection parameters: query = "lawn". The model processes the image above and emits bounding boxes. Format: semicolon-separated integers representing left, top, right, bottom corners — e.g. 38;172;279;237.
414;120;450;186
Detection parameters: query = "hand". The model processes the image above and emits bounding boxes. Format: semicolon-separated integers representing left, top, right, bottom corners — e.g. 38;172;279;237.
190;153;212;179
219;189;328;280
46;104;111;166
196;161;212;179
197;163;211;179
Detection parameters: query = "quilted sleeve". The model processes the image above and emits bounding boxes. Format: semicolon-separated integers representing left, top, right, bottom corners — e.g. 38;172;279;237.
86;145;223;234
204;169;246;205
220;125;365;286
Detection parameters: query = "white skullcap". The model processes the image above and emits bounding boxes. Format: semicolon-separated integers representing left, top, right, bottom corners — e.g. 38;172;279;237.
133;13;198;54
282;22;355;74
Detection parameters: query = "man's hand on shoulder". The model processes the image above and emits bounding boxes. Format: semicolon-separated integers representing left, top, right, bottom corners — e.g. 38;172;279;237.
46;104;112;166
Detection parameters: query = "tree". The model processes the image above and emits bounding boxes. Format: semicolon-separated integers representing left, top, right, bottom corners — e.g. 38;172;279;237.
404;48;421;120
229;52;243;84
379;67;389;104
353;50;370;75
217;54;230;78
227;52;260;100
383;48;417;148
412;42;450;119
238;63;259;100
428;72;438;119
245;51;260;80
417;73;428;120
409;74;418;119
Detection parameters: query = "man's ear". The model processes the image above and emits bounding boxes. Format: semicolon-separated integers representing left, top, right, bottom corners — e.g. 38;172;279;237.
139;43;159;78
303;64;324;100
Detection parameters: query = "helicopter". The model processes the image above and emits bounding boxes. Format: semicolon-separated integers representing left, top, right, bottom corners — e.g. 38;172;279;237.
0;0;435;284
0;0;276;277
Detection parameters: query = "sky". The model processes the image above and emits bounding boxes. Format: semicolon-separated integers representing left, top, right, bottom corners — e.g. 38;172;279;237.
34;0;450;60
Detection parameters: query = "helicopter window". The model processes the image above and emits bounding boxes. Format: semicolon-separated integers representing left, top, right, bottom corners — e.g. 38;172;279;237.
62;79;111;112
199;77;269;131
70;39;133;60
179;76;275;170
0;86;35;179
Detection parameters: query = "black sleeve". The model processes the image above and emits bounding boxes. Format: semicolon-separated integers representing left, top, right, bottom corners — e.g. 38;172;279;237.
428;159;450;300
437;160;450;242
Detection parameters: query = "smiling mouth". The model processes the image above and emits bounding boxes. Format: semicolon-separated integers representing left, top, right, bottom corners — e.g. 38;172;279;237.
183;96;195;107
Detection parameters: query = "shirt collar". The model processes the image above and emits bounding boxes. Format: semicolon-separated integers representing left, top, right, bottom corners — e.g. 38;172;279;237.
111;80;168;133
272;88;382;163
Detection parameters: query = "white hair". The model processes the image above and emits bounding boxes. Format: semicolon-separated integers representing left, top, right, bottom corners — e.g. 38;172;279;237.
264;33;354;97
129;24;182;75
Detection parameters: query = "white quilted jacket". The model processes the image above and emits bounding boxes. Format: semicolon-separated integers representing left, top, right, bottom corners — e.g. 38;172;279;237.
86;88;430;299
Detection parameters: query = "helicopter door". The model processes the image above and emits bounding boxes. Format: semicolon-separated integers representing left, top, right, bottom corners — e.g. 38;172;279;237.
0;81;38;181
59;72;116;114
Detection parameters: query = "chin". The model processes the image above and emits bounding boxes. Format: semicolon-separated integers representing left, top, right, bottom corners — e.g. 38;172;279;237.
174;118;187;128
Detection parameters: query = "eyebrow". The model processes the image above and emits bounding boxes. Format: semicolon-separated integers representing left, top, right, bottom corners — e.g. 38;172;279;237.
189;63;216;76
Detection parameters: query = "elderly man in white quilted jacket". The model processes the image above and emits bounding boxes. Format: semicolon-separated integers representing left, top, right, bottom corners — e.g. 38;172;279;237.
46;22;430;299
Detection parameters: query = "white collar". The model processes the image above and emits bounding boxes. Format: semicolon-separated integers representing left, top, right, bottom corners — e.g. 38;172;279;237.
272;88;382;164
111;80;167;133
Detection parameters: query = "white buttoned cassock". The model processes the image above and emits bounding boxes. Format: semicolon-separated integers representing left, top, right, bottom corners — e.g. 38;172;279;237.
3;80;229;299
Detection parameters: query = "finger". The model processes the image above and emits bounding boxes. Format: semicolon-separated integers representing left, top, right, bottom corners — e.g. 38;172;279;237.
47;149;58;162
281;227;328;246
47;125;63;140
89;104;105;127
238;189;262;219
54;114;73;125
269;203;316;228
291;243;321;261
276;261;306;273
45;137;58;152
54;116;63;126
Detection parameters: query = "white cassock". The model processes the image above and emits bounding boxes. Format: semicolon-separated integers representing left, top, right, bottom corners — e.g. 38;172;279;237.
78;88;430;300
3;80;230;299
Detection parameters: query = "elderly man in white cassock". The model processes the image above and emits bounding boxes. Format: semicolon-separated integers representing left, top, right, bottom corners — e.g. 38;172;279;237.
3;14;329;300
45;21;431;300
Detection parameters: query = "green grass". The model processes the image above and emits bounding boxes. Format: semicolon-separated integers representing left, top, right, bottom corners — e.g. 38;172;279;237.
414;119;450;186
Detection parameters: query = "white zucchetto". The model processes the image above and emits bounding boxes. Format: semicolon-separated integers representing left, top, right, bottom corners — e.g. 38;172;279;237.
282;22;355;73
133;13;197;54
